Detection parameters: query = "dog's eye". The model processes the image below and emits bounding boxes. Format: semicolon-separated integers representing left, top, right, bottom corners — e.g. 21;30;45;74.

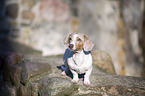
77;38;81;41
69;38;72;41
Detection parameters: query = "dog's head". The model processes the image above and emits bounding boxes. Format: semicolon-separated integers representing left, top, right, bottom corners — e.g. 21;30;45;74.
64;33;94;52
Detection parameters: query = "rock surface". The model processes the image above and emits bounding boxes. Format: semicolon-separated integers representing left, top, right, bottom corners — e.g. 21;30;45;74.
2;53;23;86
0;38;42;56
0;52;145;96
5;3;18;19
39;77;74;96
0;0;144;77
21;61;51;85
92;50;116;74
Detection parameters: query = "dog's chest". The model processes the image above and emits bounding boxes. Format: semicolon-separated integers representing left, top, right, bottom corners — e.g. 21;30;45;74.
72;52;91;74
72;53;84;66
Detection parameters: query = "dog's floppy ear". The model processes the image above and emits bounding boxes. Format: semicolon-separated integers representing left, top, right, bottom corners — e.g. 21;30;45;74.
84;35;94;51
63;34;70;47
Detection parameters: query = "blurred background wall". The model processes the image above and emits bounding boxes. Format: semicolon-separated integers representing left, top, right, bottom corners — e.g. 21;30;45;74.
0;0;145;77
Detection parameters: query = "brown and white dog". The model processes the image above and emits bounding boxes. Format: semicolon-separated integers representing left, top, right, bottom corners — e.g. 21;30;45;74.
62;33;94;85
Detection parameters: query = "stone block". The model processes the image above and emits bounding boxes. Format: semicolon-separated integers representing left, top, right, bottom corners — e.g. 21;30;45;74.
4;82;16;96
38;77;74;96
92;50;116;74
1;53;145;96
40;0;70;22
4;53;23;66
21;62;51;85
22;11;35;20
79;0;120;74
3;53;23;83
22;0;38;9
5;3;18;19
9;66;22;86
17;84;31;96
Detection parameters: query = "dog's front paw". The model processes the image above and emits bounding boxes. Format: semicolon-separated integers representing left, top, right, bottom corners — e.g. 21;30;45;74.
84;79;91;85
72;78;78;83
61;71;66;75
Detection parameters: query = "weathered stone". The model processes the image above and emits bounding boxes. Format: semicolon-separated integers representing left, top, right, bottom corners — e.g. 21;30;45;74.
4;53;23;66
0;52;9;69
22;11;35;20
21;62;51;85
30;82;39;96
17;85;25;96
21;26;69;56
141;0;145;78
3;53;23;83
0;39;42;55
9;66;22;86
1;54;22;92
17;83;32;96
18;0;71;56
0;70;4;96
40;0;70;22
25;55;145;95
0;52;22;64
22;0;38;9
92;50;116;74
38;77;74;96
1;53;145;96
81;86;145;96
5;3;18;19
4;82;17;96
2;0;71;56
79;0;120;75
0;0;144;79
120;0;143;77
17;81;39;96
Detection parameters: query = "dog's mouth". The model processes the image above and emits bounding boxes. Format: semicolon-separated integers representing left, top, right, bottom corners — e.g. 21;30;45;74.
68;44;83;52
69;47;82;53
69;47;76;51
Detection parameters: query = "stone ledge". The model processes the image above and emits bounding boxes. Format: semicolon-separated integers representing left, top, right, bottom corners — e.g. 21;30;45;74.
0;52;145;96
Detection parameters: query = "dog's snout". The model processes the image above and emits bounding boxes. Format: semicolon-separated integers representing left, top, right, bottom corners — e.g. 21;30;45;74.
69;44;74;49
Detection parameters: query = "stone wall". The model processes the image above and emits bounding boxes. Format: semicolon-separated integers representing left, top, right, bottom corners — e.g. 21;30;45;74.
79;0;120;75
0;0;144;77
119;0;143;77
79;0;144;77
0;0;71;56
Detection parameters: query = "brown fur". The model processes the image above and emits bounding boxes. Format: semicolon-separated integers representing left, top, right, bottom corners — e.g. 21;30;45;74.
75;37;84;51
64;33;94;52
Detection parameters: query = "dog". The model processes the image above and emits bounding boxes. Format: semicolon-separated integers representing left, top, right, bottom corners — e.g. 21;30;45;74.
62;33;94;85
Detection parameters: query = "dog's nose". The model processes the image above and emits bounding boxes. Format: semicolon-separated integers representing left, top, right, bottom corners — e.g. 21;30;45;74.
69;44;74;49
